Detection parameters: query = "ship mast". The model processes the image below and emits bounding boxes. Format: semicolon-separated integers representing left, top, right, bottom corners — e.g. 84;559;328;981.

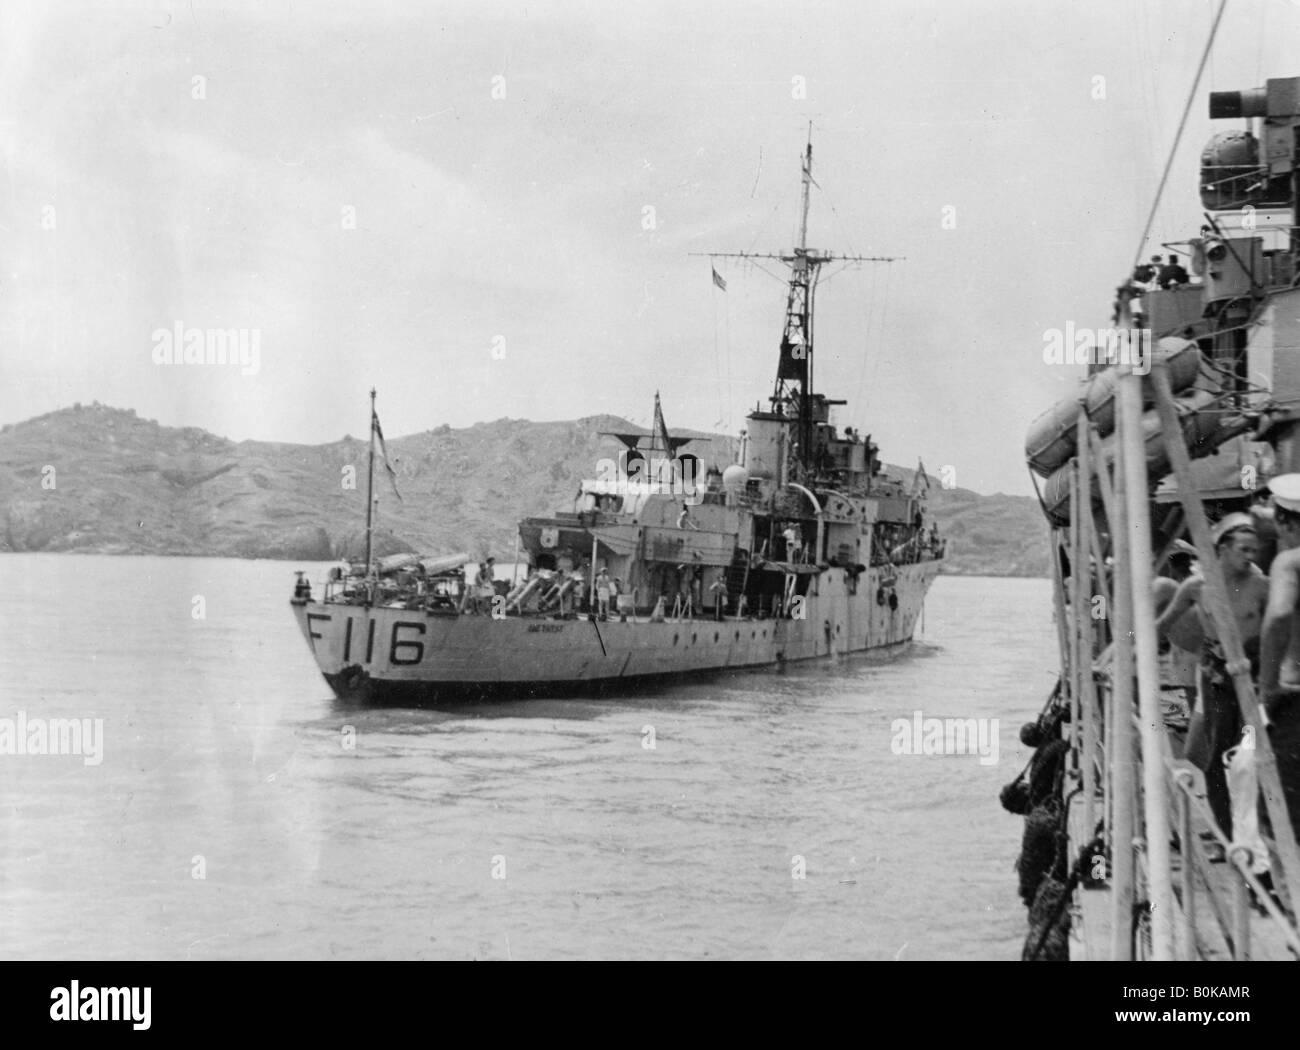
694;128;901;473
781;133;817;466
365;387;376;578
797;134;813;250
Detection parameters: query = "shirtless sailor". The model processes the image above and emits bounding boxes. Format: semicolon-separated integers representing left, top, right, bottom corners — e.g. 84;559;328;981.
1155;513;1269;842
1255;474;1300;844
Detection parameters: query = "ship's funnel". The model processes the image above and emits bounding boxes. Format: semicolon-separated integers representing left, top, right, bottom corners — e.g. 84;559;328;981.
744;415;785;480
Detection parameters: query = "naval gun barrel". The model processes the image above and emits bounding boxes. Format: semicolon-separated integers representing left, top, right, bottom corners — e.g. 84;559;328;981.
1209;87;1267;119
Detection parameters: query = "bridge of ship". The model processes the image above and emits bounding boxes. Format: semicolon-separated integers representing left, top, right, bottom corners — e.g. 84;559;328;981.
498;474;942;620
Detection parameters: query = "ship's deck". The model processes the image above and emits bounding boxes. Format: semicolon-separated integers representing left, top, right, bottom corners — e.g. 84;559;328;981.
1067;727;1300;962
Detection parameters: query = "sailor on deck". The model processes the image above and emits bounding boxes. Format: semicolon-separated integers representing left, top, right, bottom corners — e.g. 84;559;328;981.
1155;512;1269;848
478;557;497;612
783;523;802;563
458;563;477;614
1256;475;1300;848
1158;253;1190;290
709;574;728;620
596;568;611;620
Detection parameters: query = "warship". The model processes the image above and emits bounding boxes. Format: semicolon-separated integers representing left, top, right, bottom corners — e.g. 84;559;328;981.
291;140;945;702
1010;61;1300;961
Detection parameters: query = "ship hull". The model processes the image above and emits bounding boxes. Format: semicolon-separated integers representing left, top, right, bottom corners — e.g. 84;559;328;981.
293;562;941;703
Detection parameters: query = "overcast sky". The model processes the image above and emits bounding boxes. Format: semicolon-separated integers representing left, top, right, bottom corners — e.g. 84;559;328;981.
2;0;1297;495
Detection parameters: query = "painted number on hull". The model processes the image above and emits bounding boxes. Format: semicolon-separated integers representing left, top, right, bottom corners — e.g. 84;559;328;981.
389;621;426;665
308;615;425;666
341;619;377;663
306;613;330;653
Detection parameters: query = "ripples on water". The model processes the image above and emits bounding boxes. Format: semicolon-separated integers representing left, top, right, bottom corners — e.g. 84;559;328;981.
0;555;1055;959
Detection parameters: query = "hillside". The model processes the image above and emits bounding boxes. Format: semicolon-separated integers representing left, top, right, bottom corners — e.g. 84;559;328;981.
0;403;1048;576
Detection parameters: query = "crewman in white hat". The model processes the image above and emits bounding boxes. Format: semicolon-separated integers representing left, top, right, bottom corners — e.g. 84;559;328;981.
1267;473;1300;513
1260;474;1300;706
1257;475;1300;845
1156;510;1268;848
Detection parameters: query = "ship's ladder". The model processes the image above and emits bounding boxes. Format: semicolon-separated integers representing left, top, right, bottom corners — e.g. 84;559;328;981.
724;548;749;614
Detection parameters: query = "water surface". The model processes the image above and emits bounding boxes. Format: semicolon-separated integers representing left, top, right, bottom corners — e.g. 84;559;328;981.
0;555;1053;959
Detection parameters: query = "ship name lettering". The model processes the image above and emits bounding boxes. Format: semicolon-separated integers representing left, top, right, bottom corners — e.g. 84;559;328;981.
527;624;565;634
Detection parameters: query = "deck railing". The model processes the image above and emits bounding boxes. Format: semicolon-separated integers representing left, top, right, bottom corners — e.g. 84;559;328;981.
1049;355;1300;960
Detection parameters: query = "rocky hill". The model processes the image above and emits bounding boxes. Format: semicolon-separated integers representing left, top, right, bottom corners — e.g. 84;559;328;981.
0;403;1048;576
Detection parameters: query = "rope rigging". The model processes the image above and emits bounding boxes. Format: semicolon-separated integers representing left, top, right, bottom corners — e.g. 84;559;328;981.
1131;0;1230;269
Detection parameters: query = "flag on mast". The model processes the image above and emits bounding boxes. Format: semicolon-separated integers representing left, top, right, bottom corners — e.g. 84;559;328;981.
372;408;403;502
711;267;727;292
652;391;673;455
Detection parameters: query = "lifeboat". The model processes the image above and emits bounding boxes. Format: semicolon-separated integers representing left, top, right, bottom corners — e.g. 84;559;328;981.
1038;387;1224;524
1025;338;1202;478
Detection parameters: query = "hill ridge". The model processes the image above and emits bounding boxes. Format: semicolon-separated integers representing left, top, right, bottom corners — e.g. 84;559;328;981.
0;402;1048;574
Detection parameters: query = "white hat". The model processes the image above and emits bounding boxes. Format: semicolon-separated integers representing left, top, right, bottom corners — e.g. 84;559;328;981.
1269;474;1300;513
1211;512;1256;547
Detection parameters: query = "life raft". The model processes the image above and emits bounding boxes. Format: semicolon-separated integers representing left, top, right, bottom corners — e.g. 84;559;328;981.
1024;337;1201;479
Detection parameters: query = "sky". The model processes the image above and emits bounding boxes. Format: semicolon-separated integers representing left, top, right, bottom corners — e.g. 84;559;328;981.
1;0;1297;495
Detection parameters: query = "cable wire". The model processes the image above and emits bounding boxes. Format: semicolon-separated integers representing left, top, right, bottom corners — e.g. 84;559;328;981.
1132;0;1229;270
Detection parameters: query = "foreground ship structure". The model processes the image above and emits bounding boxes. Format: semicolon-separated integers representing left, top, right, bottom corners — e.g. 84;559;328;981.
1012;73;1300;960
292;142;944;702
